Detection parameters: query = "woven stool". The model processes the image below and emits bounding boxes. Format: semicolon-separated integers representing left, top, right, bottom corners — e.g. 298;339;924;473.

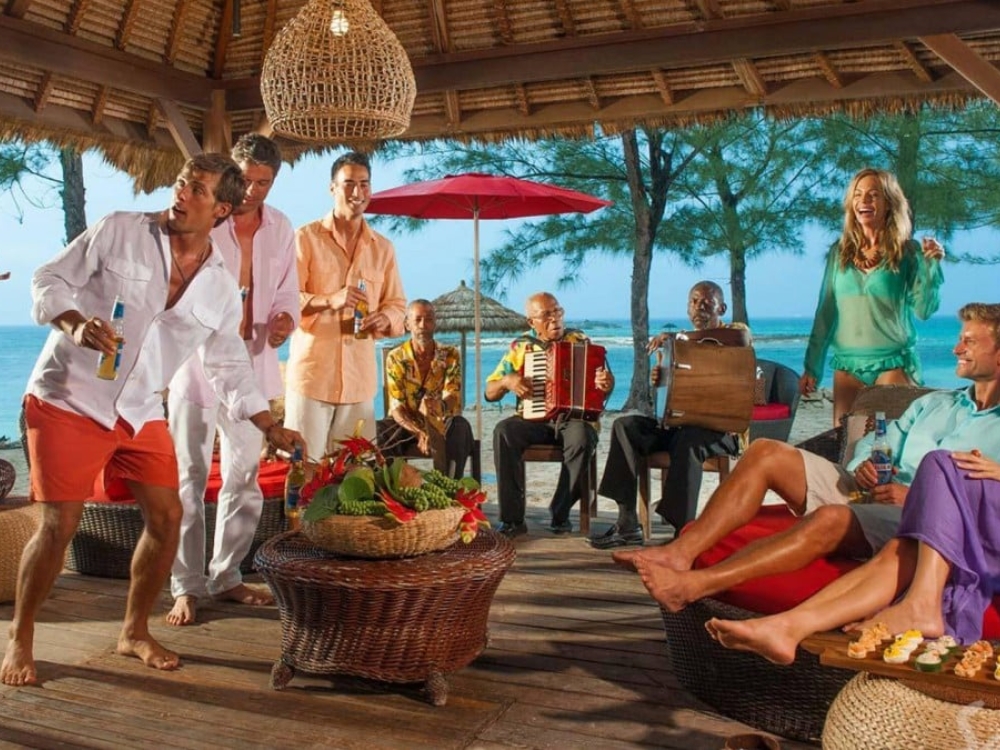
824;672;1000;749
0;458;15;500
0;503;42;602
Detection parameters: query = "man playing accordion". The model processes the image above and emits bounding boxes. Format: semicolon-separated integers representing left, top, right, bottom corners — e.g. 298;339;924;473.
486;292;614;538
591;281;750;549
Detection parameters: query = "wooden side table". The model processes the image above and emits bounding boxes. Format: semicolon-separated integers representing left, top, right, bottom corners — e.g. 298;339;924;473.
254;529;516;705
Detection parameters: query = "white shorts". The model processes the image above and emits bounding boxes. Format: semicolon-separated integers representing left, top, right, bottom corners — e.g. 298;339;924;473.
283;390;376;462
797;448;860;515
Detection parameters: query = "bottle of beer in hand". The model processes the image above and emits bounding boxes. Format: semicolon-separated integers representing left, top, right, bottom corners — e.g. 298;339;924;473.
96;296;126;381
284;447;305;530
353;279;368;339
870;411;893;485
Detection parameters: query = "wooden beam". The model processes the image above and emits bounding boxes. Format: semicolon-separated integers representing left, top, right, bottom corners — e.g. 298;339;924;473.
213;0;234;79
651;69;674;105
814;51;844;89
399;68;984;141
732;58;768;97
115;0;141;51
91;84;108;125
553;0;577;36
493;0;514;45
427;0;450;53
895;40;935;83
33;71;53;112
156;97;202;159
410;0;1000;94
443;90;461;127
0;90;177;148
618;0;641;30
165;0;192;65
260;0;277;66
691;0;722;21
65;0;94;35
0;15;211;106
919;33;1000;106
201;89;230;153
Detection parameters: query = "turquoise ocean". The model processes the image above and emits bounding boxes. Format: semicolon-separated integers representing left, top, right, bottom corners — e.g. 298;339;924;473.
0;316;964;442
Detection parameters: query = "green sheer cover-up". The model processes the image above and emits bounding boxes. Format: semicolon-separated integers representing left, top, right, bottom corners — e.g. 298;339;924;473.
803;239;944;385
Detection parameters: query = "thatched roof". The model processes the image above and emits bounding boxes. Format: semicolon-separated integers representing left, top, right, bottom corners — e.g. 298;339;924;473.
2;0;999;191
431;280;526;335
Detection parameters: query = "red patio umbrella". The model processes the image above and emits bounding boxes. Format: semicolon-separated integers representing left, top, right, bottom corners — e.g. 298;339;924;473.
367;173;612;439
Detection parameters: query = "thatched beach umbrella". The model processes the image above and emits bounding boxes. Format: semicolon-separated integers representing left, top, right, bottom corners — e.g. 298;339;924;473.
431;281;527;410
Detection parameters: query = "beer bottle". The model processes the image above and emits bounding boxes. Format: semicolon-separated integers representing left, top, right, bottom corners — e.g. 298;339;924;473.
353;279;369;339
285;447;305;530
96;296;126;381
870;411;893;485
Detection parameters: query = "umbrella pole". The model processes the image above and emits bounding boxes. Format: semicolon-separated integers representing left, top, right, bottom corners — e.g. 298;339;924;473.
474;207;482;443
460;330;467;411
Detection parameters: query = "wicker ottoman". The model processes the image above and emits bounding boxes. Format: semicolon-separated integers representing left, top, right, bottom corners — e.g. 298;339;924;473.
66;497;286;578
824;672;1000;749
0;502;43;603
661;597;854;743
255;529;516;705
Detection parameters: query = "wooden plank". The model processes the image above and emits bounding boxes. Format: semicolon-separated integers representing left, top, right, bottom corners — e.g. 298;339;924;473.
156;98;202;159
920;33;1000;106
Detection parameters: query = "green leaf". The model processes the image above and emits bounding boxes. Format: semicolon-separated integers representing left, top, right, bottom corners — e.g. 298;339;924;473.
301;484;340;522
345;466;375;493
458;477;480;491
338;473;375;504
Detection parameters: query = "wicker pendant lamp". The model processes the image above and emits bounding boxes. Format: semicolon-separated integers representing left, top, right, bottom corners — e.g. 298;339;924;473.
260;0;416;143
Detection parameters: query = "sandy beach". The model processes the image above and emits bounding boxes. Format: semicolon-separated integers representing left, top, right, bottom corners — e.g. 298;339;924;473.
1;393;834;530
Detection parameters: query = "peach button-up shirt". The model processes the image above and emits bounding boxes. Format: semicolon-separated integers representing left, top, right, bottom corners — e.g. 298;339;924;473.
286;212;406;404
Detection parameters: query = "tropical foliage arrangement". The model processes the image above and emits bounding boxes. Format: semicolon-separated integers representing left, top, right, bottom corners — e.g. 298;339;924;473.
298;433;489;543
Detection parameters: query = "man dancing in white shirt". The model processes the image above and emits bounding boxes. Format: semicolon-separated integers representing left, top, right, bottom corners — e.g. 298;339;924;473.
167;135;299;626
1;154;304;687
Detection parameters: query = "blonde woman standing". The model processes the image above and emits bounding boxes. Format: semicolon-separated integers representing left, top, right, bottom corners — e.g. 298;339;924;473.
800;168;945;425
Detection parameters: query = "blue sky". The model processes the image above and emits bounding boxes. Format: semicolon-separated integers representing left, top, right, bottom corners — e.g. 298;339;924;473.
0;149;992;326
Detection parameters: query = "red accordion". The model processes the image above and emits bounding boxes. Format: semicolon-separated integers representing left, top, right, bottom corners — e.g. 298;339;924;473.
522;340;609;421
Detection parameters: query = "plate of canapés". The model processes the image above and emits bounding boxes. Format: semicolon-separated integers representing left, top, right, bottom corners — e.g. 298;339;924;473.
847;623;997;679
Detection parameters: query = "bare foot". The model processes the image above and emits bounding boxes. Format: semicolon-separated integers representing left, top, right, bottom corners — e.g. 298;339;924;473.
116;635;180;671
612;543;691;573
705;616;799;665
217;583;274;606
165;595;198;627
1;639;37;686
634;559;701;612
853;599;945;639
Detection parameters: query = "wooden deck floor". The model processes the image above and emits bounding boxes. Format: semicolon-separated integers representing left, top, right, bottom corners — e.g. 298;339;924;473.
0;507;819;750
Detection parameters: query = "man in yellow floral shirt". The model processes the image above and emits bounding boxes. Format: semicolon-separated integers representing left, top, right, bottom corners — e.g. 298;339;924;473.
377;300;474;478
486;292;614;538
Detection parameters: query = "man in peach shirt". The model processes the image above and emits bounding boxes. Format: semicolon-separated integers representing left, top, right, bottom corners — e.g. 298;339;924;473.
284;152;406;459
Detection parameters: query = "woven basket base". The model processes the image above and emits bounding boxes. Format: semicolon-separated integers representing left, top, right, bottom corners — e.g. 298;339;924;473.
661;597;853;743
824;672;1000;749
301;506;464;559
0;504;42;602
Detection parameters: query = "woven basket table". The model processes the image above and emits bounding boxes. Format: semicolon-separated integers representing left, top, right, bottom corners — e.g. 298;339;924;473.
824;672;1000;749
254;529;516;705
661;597;854;743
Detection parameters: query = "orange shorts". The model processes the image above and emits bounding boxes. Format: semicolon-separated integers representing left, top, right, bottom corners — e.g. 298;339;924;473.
24;395;178;502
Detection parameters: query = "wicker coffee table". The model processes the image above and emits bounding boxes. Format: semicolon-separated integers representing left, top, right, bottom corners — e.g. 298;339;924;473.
254;529;516;705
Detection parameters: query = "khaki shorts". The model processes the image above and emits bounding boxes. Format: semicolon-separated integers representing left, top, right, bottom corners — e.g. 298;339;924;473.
283;390;375;462
24;394;178;502
797;447;860;515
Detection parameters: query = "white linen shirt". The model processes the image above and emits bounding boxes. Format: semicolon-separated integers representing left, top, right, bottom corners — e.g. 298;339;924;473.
28;211;269;432
169;204;299;406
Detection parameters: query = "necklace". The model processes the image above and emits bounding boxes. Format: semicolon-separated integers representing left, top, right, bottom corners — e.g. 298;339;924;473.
172;245;208;285
854;248;882;271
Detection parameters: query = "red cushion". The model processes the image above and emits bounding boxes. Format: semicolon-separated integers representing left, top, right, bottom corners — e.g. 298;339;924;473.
694;505;1000;639
752;403;792;421
102;458;289;503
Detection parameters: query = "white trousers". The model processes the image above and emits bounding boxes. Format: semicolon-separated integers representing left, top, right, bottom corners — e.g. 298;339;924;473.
283;389;376;461
168;392;264;598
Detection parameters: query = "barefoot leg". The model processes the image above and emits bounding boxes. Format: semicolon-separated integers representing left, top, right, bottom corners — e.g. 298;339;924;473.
119;481;182;671
1;503;83;686
706;616;802;666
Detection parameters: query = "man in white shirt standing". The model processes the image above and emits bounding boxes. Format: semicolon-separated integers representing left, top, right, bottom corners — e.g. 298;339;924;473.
166;135;299;626
1;153;304;688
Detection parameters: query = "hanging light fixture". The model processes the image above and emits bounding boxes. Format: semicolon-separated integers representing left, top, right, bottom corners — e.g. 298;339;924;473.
260;0;416;143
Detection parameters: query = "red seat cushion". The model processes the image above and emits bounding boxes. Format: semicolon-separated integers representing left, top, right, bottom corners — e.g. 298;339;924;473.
102;458;289;503
752;403;792;421
693;505;1000;639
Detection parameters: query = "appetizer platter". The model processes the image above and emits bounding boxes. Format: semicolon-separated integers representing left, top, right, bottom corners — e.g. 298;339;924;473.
820;624;1000;705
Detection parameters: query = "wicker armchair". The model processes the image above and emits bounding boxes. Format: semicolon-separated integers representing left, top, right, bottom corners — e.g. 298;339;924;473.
749;359;801;443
